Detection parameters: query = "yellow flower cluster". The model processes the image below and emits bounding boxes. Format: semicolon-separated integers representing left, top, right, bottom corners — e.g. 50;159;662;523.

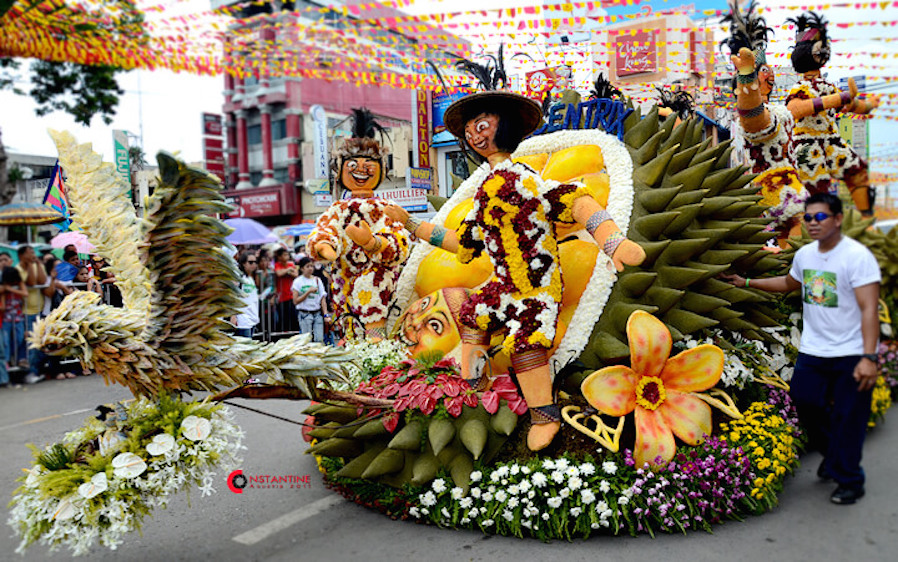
869;377;893;429
720;401;798;502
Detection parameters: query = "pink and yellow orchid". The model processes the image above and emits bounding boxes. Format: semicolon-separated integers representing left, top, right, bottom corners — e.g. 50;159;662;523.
581;310;724;467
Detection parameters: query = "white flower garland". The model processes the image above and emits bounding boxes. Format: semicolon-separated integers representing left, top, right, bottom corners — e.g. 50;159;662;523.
8;399;245;556
389;129;634;372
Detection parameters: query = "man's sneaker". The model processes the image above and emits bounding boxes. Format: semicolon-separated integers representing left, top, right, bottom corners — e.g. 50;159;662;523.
24;374;45;385
817;460;833;482
830;485;865;505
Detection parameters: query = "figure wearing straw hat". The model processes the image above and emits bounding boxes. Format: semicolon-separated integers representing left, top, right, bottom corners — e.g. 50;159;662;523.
386;50;646;451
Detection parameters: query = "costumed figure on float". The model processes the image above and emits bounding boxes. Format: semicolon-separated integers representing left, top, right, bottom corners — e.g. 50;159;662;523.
784;10;880;216
308;108;412;341
385;54;646;451
721;0;815;245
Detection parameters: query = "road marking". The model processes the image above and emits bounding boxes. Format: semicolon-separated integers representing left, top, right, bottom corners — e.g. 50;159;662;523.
0;407;94;433
232;495;343;545
0;398;134;433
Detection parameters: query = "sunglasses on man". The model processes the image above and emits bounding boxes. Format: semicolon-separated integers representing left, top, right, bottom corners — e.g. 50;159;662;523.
246;260;257;264
803;212;833;223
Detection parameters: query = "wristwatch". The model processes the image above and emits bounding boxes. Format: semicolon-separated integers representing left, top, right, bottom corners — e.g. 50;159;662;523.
862;353;878;362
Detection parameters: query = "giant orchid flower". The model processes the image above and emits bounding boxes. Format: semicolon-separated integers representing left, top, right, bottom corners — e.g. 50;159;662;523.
581;311;724;467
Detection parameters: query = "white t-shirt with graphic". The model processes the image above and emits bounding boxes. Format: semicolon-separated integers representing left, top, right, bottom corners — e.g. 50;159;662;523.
235;273;260;329
789;236;881;357
291;275;325;312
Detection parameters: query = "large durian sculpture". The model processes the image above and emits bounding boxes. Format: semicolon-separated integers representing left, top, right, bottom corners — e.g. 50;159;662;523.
307;106;786;490
30;131;352;399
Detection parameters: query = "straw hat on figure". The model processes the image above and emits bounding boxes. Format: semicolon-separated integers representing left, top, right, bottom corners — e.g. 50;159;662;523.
386;52;646;451
308;108;412;340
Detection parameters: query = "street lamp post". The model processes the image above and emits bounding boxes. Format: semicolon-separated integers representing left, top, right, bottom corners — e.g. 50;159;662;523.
21;166;33;244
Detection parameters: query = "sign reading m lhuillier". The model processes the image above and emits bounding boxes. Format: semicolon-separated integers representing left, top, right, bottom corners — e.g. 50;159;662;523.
379;187;428;212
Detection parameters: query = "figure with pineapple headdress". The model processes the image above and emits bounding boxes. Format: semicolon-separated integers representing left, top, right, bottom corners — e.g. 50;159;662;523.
385;49;646;452
307;108;413;340
784;10;881;216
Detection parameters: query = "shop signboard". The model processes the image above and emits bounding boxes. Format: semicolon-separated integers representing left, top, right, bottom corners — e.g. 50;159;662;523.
416;90;431;167
431;90;468;147
379;187;428;212
406;167;432;191
202;113;223;136
226;191;281;218
310;104;329;178
615;30;658;77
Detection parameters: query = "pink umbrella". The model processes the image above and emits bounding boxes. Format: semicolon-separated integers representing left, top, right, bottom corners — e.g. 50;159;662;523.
50;231;95;254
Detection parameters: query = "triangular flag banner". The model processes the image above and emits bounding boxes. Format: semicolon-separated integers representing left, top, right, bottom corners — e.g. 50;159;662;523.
42;161;71;232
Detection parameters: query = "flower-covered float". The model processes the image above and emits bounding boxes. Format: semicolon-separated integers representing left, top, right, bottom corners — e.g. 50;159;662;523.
303;47;898;539
9;43;898;556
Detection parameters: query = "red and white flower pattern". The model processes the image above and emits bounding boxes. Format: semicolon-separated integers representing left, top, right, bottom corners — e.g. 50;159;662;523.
786;76;866;194
309;198;411;323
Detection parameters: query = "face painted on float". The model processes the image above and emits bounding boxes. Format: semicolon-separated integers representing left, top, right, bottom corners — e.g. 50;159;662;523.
464;113;501;159
397;290;461;357
340;156;383;194
758;64;775;98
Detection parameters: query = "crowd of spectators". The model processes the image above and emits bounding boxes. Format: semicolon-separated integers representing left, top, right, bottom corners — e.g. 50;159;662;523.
0;244;113;388
232;242;335;344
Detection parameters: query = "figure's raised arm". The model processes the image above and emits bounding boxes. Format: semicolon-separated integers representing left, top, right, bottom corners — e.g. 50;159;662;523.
385;204;460;254
731;47;772;135
572;195;645;272
787;77;858;121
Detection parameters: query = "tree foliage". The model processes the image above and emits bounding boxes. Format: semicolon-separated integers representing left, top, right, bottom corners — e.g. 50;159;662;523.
29;61;123;126
0;0;144;205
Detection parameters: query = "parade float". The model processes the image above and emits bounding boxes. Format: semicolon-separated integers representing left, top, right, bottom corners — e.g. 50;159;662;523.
302;38;898;538
8;16;898;559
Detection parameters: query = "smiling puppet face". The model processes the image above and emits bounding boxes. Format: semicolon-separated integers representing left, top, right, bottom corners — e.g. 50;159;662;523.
339;156;383;194
464;113;501;160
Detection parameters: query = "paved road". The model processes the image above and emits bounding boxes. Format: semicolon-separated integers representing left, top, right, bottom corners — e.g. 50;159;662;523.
1;375;897;561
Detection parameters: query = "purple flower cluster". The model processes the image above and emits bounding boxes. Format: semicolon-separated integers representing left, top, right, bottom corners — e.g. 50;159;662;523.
767;388;804;441
621;437;754;534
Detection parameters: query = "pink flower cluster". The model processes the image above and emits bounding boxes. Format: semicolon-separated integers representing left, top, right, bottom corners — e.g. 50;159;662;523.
355;357;527;432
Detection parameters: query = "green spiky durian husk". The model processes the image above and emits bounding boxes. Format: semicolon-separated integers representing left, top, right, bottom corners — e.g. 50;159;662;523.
310;401;518;491
578;107;786;370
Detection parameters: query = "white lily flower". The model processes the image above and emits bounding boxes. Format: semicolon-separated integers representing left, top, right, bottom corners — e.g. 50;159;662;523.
146;433;176;456
78;472;109;499
53;497;77;521
24;465;44;488
112;452;147;478
181;416;212;441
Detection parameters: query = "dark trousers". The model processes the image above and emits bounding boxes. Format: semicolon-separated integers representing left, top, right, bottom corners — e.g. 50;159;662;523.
791;353;872;489
275;300;299;334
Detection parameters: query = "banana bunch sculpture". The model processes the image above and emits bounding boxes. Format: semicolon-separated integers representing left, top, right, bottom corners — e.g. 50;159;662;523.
30;131;352;399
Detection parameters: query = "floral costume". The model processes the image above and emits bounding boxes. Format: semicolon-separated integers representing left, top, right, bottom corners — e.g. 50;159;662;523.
734;103;807;230
786;75;866;194
455;159;589;355
308;198;411;324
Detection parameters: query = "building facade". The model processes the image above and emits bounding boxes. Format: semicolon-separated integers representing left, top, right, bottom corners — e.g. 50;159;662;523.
214;0;465;224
